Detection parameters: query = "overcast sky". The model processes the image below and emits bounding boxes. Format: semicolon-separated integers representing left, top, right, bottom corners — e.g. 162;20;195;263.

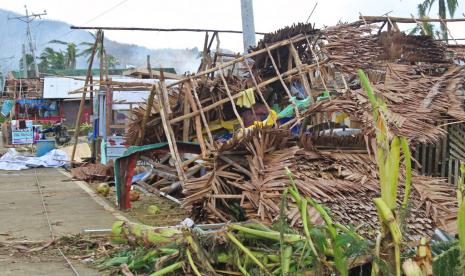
1;0;464;52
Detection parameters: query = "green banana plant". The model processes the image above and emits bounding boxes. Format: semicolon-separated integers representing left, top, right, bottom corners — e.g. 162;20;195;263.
358;69;413;276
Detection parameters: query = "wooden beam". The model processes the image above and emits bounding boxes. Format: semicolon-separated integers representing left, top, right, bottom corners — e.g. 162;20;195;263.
166;34;310;88
168;61;323;124
70;25;267;35
360;15;465;23
289;40;314;101
218;68;245;129
136;85;157;145
190;78;214;145
265;44;301;119
155;83;186;185
183;82;207;156
244;61;271;112
70;30;100;162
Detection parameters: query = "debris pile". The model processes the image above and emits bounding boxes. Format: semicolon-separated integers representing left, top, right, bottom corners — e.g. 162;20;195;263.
114;19;464;241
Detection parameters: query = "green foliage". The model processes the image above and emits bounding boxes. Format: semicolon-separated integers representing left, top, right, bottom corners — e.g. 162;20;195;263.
79;122;92;133
19;53;35;76
79;31;119;68
99;169;373;276
433;241;461;276
414;0;459;40
358;69;415;276
39;40;80;71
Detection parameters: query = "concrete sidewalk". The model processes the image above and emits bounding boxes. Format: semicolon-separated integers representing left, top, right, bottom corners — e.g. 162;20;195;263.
0;168;120;275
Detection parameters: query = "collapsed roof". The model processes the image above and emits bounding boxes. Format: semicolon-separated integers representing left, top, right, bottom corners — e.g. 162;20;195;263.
119;19;464;238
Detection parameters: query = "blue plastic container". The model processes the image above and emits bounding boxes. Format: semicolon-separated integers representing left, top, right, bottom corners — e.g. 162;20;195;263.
36;139;55;157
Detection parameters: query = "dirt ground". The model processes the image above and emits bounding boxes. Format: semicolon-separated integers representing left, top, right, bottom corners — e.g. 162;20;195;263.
87;181;188;227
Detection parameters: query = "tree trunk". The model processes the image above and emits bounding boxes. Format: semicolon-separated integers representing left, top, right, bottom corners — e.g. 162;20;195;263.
439;0;448;41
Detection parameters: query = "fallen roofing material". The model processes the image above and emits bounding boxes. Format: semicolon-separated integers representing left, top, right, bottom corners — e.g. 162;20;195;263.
182;128;457;239
117;20;464;238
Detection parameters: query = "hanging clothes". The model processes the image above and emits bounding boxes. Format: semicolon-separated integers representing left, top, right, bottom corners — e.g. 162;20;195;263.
236;88;256;108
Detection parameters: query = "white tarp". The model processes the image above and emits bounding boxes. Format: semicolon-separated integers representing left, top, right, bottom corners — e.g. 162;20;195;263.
0;149;68;170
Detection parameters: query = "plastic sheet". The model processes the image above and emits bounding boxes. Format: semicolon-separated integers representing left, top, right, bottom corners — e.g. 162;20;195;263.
0;148;68;170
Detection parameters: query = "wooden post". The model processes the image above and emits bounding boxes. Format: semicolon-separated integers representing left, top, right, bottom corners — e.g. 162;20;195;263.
244;61;271;112
289;40;314;101
218;68;245;129
105;79;112;137
168;62;322;124
71;30;101;162
183;82;207;155
137;85;156;145
190;78;214;145
182;83;191;142
305;36;329;93
155;83;186;185
265;45;301;119
440;120;448;177
147;55;153;78
159;69;172;115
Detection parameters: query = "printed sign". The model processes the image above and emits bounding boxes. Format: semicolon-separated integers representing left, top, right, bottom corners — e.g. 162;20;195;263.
12;130;34;144
11;120;34;144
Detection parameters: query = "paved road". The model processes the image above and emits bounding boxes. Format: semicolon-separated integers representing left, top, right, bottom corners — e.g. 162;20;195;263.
0;168;119;275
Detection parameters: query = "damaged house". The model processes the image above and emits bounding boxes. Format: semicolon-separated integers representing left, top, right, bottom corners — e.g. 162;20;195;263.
113;17;465;240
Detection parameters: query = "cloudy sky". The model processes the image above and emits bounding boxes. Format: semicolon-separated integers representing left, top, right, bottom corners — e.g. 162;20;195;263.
1;0;464;52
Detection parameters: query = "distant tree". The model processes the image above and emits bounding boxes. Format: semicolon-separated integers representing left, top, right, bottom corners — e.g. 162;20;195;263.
39;47;66;71
415;0;459;40
106;55;120;69
49;40;79;69
19;54;34;75
79;31;119;69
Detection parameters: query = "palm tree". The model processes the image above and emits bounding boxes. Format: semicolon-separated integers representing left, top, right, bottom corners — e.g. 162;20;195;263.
417;0;459;40
19;54;34;76
49;40;78;69
39;47;66;71
79;31;119;68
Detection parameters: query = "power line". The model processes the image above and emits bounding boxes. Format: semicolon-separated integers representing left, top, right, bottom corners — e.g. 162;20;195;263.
43;0;130;44
70;25;267;35
82;0;129;25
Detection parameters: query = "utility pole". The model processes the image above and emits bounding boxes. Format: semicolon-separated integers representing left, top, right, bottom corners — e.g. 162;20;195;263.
9;5;47;78
22;44;28;78
240;0;257;53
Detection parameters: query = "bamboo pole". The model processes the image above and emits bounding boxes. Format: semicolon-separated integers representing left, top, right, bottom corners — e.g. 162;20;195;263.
71;25;267;35
218;68;245;129
159;69;172;115
136;85;157;145
183;82;207;156
168;61;323;124
182;83;191;142
105;81;112;137
360;15;465;23
265;45;301;119
167;34;309;88
244;61;271;112
71;30;100;162
155;83;186;184
189;78;214;145
289;40;314;101
305;36;329;93
147;55;153;78
439;17;459;45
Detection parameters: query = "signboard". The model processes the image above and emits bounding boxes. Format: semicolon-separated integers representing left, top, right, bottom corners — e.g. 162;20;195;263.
105;136;128;162
11;120;34;145
12;130;34;144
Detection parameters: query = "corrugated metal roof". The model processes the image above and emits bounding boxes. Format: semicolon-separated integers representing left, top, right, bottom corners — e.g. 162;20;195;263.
43;76;170;103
